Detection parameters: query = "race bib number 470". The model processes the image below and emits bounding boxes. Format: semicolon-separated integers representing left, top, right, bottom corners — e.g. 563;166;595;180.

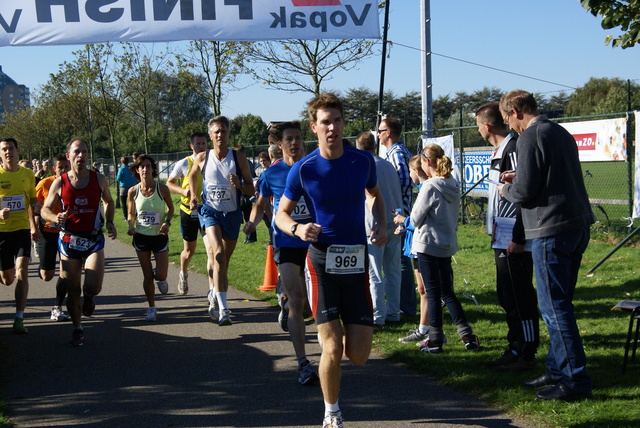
326;244;365;275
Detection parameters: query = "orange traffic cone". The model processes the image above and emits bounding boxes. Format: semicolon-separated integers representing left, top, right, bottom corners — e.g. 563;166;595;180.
258;245;279;292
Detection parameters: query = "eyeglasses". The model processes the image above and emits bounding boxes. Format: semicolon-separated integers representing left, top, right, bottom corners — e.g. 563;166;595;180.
503;114;510;126
377;128;388;133
421;152;431;162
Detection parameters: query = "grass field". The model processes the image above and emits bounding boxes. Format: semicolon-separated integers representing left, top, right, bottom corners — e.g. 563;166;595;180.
113;192;640;428
2;189;639;427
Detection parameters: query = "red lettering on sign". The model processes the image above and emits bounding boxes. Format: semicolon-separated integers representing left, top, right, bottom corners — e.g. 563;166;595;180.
572;133;597;151
291;0;342;6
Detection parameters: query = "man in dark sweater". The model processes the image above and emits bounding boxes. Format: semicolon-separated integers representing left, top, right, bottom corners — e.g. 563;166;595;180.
498;90;594;402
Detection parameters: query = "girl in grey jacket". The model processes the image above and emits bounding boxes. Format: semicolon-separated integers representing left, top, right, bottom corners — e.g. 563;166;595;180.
411;143;479;354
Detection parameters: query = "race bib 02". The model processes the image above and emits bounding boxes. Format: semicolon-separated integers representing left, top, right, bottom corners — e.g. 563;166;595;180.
326;244;366;275
2;195;26;212
291;196;311;221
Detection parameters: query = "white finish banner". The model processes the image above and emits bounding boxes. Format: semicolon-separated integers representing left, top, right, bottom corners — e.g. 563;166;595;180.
633;112;639;219
0;0;380;46
560;117;628;162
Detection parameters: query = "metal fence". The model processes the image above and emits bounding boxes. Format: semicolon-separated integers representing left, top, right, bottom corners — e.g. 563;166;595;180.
98;111;636;231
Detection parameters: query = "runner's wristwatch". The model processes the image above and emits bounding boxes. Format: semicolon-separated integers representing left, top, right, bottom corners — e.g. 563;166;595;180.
291;223;299;237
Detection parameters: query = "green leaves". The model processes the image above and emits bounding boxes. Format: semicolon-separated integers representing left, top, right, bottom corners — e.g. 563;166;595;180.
580;0;640;48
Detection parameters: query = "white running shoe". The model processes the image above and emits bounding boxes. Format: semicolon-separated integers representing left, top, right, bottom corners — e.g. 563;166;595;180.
208;289;219;320
322;411;344;428
178;272;188;295
145;307;157;322
399;328;428;343
218;309;232;326
50;306;70;322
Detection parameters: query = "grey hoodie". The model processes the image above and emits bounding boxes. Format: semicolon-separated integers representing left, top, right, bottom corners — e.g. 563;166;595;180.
410;175;460;258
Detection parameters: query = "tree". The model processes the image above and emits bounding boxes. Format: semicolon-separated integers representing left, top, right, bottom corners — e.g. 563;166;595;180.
175;40;246;116
230;114;268;147
244;39;377;95
581;0;640;48
117;43;169;154
565;77;640;116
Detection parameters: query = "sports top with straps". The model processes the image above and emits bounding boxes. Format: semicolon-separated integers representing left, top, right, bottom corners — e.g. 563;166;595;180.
180;156;202;215
60;170;103;236
133;181;167;236
200;148;240;213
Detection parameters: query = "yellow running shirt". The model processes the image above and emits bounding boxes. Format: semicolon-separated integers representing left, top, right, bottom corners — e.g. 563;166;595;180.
0;165;36;232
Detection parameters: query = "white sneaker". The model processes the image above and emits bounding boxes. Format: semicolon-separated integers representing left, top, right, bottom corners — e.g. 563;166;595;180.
178;272;188;295
33;241;40;259
152;268;169;294
156;280;169;295
145;307;157;322
207;289;219;320
218;309;232;326
323;412;344;428
50;306;70;322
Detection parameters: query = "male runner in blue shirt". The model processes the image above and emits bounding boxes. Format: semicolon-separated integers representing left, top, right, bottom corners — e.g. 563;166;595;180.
276;94;387;428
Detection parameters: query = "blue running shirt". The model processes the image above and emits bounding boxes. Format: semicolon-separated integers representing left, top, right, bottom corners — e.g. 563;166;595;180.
258;161;310;249
283;144;377;246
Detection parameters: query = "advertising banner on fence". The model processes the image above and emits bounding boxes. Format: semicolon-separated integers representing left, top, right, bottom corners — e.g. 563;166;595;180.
454;150;491;197
560;117;628;162
633;112;639;219
0;0;380;46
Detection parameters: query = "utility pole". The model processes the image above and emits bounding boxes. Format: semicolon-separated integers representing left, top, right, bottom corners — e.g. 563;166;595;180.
420;0;433;137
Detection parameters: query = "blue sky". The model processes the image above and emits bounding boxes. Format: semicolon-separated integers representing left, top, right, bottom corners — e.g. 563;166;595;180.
1;1;639;123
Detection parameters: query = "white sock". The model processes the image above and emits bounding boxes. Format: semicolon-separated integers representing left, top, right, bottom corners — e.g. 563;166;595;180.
15;311;24;319
180;271;188;279
419;325;430;335
324;400;340;416
216;292;228;311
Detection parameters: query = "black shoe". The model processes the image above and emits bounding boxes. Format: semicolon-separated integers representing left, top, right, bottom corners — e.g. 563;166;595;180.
524;373;558;389
486;349;518;368
536;383;592;401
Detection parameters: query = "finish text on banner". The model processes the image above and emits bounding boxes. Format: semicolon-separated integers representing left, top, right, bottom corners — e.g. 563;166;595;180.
0;0;380;46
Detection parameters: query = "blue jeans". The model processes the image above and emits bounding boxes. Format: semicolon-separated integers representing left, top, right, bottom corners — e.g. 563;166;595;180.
399;255;417;316
367;225;402;324
532;226;591;392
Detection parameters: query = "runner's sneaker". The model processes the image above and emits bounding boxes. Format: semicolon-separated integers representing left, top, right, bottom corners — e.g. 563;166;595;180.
145;307;157;322
207;289;219;320
68;328;84;347
218;309;232;326
156;279;169;295
462;334;481;351
33;241;40;259
50;306;70;322
278;293;289;332
322;411;344;428
419;338;443;354
178;272;189;295
12;317;28;334
399;328;428;343
82;296;95;317
298;361;319;385
417;332;447;347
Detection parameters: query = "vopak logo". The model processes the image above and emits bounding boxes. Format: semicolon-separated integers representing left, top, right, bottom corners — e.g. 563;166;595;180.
271;1;373;32
75;197;89;206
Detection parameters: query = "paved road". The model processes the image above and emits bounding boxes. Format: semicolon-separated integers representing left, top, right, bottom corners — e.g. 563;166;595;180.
0;237;526;427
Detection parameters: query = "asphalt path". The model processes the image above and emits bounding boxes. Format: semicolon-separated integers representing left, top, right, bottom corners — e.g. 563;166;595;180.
0;237;527;427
